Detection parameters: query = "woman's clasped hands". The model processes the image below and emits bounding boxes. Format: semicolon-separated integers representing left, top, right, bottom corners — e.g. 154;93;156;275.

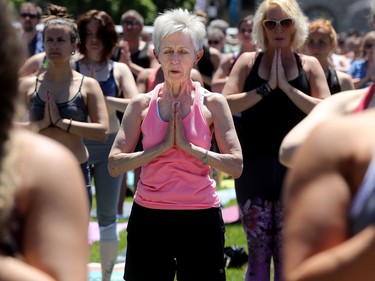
268;48;290;92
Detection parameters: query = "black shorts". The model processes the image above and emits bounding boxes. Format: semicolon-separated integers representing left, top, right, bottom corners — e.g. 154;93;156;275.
124;202;226;281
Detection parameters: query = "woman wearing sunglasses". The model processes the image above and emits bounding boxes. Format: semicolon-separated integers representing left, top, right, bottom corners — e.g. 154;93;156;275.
222;0;330;280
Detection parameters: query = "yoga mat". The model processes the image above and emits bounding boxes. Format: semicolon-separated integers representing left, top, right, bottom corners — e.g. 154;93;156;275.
87;262;125;281
222;205;240;224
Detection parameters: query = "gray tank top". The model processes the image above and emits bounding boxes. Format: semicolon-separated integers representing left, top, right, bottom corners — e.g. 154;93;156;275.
349;154;375;235
29;75;88;122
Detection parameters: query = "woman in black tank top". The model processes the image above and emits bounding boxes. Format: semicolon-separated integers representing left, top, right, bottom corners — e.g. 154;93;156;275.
222;1;330;280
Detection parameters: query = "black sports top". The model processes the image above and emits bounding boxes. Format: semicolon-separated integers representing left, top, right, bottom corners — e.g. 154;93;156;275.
239;52;311;159
29;75;88;123
326;68;341;95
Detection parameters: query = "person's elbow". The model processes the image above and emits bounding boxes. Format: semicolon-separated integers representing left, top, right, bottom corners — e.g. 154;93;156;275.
279;144;296;168
230;155;243;179
108;155;121;177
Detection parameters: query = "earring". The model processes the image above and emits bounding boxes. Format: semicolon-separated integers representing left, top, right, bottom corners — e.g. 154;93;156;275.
71;50;75;55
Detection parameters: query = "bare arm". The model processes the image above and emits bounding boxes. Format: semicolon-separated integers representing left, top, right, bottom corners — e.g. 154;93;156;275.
108;94;171;176
105;62;138;113
222;52;263;114
283;117;375;281
0;130;89;281
279;89;366;167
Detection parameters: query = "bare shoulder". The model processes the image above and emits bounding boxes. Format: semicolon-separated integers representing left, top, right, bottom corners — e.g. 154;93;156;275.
202;90;228;112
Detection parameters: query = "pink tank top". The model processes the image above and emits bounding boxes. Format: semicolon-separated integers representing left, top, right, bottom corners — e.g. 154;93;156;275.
134;82;220;210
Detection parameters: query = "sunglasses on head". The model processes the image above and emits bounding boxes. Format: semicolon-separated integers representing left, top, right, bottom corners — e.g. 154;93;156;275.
262;18;294;30
20;13;39;19
121;19;140;26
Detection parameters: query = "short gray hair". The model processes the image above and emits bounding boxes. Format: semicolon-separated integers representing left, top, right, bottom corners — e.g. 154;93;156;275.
153;8;206;55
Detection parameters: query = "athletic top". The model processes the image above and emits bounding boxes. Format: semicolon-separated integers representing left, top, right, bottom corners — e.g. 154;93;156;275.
326;68;341;95
239;52;311;159
349;153;375;235
134;82;220;210
29;75;88;123
75;61;119;98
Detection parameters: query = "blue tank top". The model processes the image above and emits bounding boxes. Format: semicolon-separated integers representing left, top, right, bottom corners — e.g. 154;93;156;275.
349;154;375;236
239;52;311;159
29;75;88;122
76;61;119;97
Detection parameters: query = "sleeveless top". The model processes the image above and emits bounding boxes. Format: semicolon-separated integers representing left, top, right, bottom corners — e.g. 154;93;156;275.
349;153;375;235
29;75;88;123
355;83;375;112
134;82;220;210
326;68;341;95
239;52;311;159
75;61;119;98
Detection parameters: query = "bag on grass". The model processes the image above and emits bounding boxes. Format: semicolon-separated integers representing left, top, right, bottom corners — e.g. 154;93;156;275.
224;245;248;268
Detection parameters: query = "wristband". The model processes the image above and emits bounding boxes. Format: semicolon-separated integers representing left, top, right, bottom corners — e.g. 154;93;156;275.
202;149;208;165
255;83;272;98
54;117;62;127
67;118;72;133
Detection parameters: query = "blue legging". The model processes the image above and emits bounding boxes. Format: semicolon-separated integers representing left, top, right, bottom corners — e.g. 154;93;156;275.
85;133;123;237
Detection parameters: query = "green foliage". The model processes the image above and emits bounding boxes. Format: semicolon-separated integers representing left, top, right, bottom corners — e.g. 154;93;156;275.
10;0;195;26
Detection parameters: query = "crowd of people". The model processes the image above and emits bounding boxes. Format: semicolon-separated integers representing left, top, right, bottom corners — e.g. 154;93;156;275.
2;0;375;280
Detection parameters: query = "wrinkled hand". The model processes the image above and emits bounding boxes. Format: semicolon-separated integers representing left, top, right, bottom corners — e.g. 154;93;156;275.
163;102;189;152
173;102;189;150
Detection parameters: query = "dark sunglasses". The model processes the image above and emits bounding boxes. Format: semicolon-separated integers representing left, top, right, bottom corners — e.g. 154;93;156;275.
239;28;253;34
121;19;140;26
262;18;294;30
365;43;374;49
208;39;221;45
20;13;39;19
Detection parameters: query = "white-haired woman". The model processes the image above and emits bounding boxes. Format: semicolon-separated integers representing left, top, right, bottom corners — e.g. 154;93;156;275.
108;8;243;281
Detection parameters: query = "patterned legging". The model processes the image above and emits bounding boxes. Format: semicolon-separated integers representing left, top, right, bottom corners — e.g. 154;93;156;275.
235;157;287;281
240;198;283;281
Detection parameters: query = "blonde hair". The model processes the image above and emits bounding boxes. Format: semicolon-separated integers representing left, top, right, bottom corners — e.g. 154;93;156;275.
252;0;308;50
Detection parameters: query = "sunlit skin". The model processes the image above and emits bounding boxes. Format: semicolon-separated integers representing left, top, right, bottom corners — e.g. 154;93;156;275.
305;30;332;64
44;25;76;65
154;32;203;96
264;4;294;51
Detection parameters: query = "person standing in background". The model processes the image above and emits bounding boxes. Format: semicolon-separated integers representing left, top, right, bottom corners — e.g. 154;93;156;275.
303;18;354;94
18;4;109;208
75;9;138;281
113;9;158;78
222;0;330;280
18;2;44;59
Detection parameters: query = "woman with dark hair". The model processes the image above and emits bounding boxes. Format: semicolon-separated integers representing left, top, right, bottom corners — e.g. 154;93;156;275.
1;2;89;280
18;4;109;204
75;10;138;281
